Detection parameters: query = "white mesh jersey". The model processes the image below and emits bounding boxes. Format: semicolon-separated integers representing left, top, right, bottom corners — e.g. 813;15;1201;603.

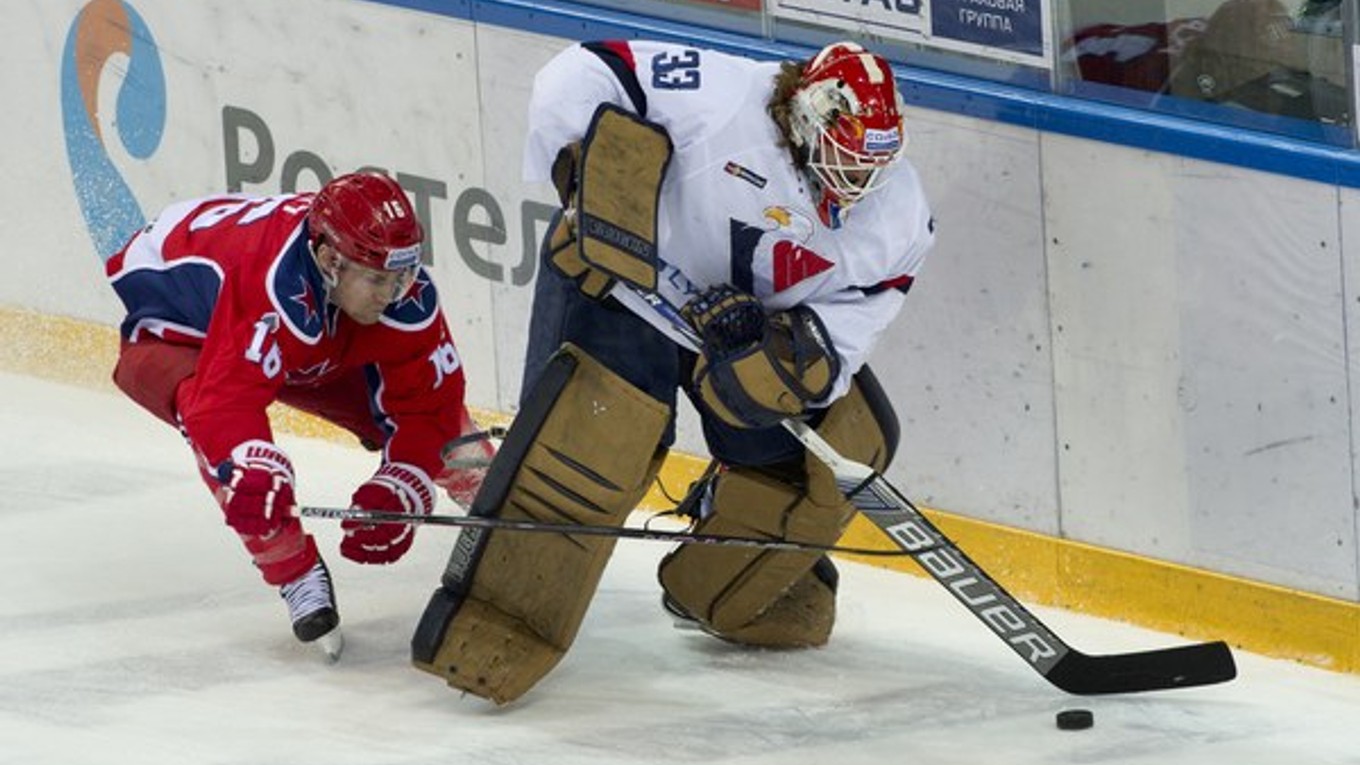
524;40;935;400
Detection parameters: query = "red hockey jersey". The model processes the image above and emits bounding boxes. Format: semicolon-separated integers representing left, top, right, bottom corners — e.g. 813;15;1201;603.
106;192;468;482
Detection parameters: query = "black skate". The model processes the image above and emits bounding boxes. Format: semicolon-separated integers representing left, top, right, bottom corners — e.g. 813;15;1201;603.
279;558;343;661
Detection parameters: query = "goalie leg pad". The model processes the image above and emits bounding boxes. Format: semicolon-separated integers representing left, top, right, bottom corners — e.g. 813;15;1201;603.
411;343;669;704
812;365;899;477
657;462;852;646
712;556;840;647
658;370;897;647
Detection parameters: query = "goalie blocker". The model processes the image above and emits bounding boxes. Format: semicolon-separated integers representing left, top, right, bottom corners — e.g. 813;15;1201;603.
545;103;672;299
411;343;668;704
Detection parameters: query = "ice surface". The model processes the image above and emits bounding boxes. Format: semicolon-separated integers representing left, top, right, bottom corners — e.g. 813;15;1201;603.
2;371;1358;765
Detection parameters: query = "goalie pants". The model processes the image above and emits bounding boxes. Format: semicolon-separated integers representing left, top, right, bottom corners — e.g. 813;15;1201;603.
523;230;871;641
112;337;388;586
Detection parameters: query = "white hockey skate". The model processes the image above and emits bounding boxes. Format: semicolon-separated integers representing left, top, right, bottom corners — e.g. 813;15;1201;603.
280;558;344;662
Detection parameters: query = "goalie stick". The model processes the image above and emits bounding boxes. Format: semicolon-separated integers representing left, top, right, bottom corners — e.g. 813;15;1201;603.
298;505;912;557
608;270;1237;695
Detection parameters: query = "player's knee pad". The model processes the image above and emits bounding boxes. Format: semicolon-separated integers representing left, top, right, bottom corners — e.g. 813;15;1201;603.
658;368;897;647
112;339;200;427
410;343;669;704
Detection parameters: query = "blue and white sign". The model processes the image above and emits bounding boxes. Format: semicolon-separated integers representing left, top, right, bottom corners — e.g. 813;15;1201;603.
931;0;1044;57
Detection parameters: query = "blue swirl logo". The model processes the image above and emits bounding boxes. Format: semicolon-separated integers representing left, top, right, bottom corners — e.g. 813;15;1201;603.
61;0;166;261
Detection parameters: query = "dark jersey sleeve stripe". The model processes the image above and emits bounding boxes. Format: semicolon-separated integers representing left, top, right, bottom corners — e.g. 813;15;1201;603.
582;40;649;118
861;274;914;295
729;219;763;294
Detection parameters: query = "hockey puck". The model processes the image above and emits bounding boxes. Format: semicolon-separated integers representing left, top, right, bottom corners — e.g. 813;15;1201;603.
1056;709;1094;730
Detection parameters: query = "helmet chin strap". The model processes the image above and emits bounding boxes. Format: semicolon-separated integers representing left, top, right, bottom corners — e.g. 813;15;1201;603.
307;240;348;336
309;239;342;301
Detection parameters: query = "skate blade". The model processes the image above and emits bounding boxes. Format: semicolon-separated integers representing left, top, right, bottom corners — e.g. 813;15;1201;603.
315;628;345;663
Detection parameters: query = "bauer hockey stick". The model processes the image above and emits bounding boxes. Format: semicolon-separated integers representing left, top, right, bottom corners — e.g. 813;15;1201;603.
608;271;1236;695
299;505;912;557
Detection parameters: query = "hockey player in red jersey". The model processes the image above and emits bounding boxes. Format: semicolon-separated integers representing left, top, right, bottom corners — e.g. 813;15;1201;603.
413;41;934;703
107;171;489;659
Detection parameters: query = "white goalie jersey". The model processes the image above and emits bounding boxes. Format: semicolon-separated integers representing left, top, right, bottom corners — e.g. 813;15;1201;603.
524;40;935;400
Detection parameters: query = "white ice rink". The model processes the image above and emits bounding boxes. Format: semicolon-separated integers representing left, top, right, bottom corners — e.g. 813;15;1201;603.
3;370;1360;765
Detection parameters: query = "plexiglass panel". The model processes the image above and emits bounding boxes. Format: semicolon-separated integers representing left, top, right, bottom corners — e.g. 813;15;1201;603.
1056;0;1349;140
568;0;1352;144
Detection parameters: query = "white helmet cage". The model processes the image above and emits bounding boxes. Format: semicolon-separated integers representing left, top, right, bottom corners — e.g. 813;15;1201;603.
788;44;907;210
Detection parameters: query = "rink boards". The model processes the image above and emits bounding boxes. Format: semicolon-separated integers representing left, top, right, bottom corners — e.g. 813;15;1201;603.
5;0;1360;673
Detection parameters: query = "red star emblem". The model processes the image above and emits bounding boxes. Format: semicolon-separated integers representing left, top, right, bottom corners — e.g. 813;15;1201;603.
290;278;319;326
288;358;336;383
396;274;431;312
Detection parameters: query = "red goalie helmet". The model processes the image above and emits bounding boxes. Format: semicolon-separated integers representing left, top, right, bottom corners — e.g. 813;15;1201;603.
308;172;424;272
788;42;906;225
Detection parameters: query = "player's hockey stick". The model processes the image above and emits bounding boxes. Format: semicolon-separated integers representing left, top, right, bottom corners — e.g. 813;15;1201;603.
298;505;911;557
609;274;1237;695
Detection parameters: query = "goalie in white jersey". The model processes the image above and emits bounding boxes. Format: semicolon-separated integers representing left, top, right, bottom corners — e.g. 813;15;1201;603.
413;39;935;704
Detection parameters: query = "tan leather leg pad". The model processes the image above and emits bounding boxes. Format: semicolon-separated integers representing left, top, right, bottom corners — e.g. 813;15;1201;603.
658;465;852;637
658;375;893;645
412;344;668;703
813;377;893;472
714;564;837;648
420;598;563;705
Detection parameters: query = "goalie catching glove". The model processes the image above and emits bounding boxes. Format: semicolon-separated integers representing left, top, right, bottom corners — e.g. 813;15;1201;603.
342;462;436;565
683;286;841;429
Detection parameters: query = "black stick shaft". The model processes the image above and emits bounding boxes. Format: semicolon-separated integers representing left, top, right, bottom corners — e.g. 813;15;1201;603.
298;505;907;557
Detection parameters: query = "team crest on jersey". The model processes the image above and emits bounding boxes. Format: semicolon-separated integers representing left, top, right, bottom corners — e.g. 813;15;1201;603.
762;206;814;241
269;236;329;344
772;241;834;292
381;269;439;330
730;206;834;296
289;279;321;328
723;161;767;189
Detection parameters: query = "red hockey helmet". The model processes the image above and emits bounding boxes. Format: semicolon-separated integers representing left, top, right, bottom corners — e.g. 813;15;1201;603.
308;172;424;272
788;42;906;224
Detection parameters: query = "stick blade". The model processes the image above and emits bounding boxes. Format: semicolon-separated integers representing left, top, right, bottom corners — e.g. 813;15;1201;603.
1046;640;1236;695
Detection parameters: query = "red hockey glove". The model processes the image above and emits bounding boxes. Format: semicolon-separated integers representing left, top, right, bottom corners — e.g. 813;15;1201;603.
437;429;496;508
220;440;296;536
341;462;436;565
